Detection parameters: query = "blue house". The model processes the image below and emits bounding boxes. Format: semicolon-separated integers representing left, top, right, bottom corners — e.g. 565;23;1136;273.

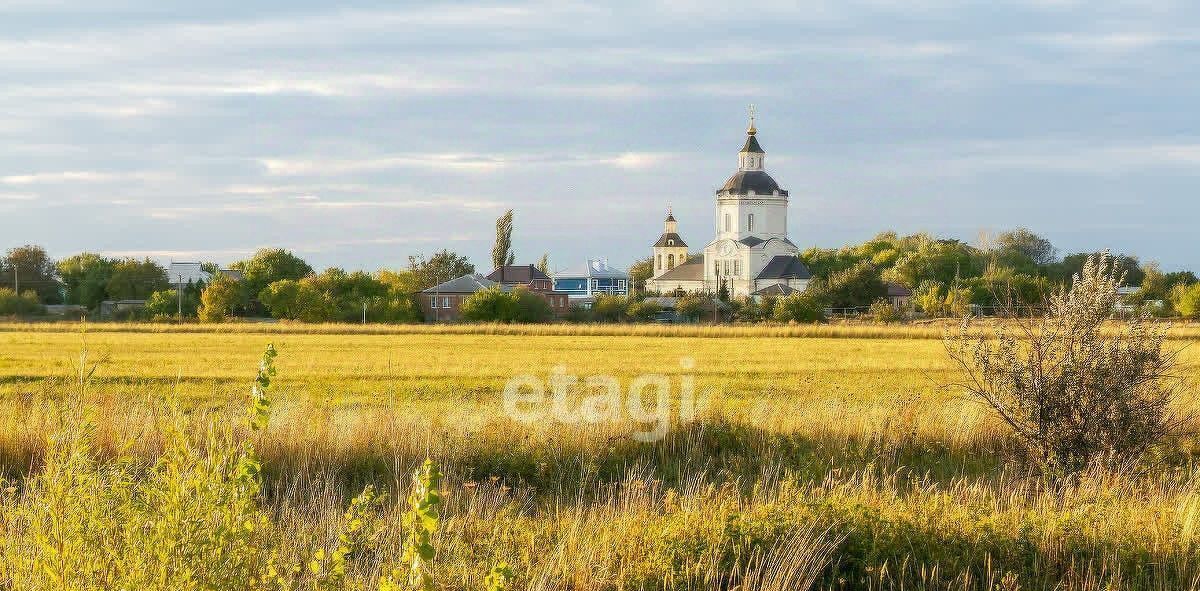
552;259;629;298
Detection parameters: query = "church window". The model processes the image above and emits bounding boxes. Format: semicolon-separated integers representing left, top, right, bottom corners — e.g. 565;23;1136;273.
668;239;674;246
734;260;741;276
713;260;719;276
723;260;730;275
668;254;675;269
724;213;730;232
656;254;662;270
747;214;754;231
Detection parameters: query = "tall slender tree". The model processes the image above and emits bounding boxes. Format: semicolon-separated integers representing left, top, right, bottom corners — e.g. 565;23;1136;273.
491;209;515;269
536;253;549;274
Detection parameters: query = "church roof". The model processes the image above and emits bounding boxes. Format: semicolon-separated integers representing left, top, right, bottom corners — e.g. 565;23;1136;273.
654;232;688;248
653;261;704;281
755;256;812;280
741;134;764;154
739;236;765;247
719;170;787;196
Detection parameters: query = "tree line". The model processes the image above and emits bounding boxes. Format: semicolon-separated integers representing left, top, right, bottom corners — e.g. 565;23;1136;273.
3;226;1199;322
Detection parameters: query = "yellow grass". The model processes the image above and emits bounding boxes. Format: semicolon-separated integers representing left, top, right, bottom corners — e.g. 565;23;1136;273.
0;322;1198;590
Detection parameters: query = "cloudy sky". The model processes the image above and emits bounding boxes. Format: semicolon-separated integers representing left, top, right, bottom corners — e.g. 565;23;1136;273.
2;1;1197;273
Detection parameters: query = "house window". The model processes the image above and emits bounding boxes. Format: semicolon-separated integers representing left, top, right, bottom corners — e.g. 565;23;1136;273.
668;253;675;269
747;214;754;232
442;296;450;308
429;296;438;309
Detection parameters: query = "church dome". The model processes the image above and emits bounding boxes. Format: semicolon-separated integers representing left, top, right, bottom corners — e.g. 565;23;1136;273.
718;170;787;196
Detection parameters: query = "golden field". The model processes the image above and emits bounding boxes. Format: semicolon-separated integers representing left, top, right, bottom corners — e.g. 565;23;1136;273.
1;321;1199;590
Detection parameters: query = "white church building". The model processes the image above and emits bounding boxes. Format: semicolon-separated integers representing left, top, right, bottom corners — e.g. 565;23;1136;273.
645;114;811;298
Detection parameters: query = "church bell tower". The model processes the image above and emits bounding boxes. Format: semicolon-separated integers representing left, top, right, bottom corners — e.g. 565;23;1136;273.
651;207;689;278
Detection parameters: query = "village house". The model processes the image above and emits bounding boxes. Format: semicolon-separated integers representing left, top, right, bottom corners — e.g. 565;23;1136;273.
486;264;572;316
418;273;497;322
552;259;629;299
419;266;572;322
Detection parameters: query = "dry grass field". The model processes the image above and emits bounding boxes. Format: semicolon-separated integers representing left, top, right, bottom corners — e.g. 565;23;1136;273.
1;321;1198;590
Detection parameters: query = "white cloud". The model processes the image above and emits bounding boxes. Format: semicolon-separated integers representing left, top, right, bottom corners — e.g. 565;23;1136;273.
0;171;167;185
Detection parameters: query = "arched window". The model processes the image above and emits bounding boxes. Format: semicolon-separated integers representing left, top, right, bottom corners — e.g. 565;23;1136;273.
656;254;662;270
747;214;755;232
667;254;675;269
724;213;731;232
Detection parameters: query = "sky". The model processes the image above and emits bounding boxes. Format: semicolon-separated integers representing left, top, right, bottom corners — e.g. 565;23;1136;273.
1;1;1198;273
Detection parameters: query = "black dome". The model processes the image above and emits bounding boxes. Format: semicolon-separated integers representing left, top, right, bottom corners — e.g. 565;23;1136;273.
719;170;787;196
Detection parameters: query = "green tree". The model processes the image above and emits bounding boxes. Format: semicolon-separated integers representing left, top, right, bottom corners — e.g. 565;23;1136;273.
230;248;313;303
491;209;515;270
883;237;981;288
406;250;475;291
459;287;517;322
0;288;46;315
819;260;885;308
198;274;242;322
994;228;1057;270
913;280;945;317
627;257;654;293
106;258;168;301
674;293;707;322
591;294;627;322
258;280;301;320
536;253;550;275
511;288;553;323
144;289;180;319
1170;283;1200;319
57;253;116;309
1049;252;1144;286
772;292;825;323
1;244;61;304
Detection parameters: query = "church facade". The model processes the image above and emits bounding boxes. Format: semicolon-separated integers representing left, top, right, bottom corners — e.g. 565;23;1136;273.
645;115;811;298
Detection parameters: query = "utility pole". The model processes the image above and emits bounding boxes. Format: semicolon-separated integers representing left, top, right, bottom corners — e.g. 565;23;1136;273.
362;300;367;324
177;275;183;318
12;265;17;295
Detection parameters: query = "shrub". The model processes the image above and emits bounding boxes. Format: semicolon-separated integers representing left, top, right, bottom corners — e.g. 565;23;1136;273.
564;304;592;323
625;299;662;322
591;294;627;323
868;298;902;323
946;253;1188;476
674;294;707;322
1169;283;1200;319
459;287;552;323
198;274;241;323
0;288;46;316
772;292;825;323
459;287;516;322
